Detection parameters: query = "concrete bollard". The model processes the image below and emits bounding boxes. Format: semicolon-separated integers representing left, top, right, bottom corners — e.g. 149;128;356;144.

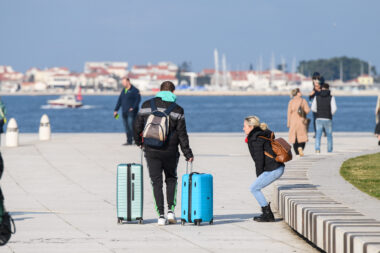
6;118;19;147
39;114;51;141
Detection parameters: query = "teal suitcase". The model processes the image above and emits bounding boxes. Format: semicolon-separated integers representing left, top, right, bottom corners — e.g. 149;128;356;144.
117;163;143;224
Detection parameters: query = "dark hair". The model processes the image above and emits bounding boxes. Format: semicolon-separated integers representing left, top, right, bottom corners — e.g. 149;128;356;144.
322;83;329;89
312;72;321;80
318;76;325;85
121;76;130;81
160;81;175;92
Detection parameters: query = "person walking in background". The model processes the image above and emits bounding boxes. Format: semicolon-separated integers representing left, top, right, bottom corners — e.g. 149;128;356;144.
287;88;310;157
244;116;284;222
114;77;141;145
134;81;194;226
0;98;7;145
309;72;324;137
374;95;380;145
312;83;337;153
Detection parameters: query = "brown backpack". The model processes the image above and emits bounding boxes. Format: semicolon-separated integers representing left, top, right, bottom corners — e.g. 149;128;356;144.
259;133;292;163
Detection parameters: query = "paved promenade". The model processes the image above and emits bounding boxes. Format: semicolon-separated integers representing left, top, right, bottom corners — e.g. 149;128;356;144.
0;132;379;252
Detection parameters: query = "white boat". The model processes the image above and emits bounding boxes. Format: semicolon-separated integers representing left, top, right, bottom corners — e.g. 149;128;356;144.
47;95;83;108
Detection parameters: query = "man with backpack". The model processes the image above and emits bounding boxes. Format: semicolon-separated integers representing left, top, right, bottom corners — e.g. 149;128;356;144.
134;81;194;226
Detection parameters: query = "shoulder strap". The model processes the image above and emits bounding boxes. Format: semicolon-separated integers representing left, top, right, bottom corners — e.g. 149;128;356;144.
150;99;157;112
164;102;177;115
258;132;274;142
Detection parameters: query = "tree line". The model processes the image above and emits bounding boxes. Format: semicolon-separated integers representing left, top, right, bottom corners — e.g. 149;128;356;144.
297;56;377;82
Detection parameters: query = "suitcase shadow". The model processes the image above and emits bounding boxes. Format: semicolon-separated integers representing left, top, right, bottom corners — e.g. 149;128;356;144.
9;211;54;222
212;213;254;225
212;214;283;225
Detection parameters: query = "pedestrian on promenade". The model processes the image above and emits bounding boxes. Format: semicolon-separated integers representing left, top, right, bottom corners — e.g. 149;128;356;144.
287;88;310;157
311;83;337;153
244;116;284;222
134;81;194;226
309;72;324;137
0;98;6;144
374;95;380;146
114;77;141;145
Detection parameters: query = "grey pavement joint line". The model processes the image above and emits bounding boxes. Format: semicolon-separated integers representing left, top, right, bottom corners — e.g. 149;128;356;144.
5;158;116;253
27;144;116;253
231;222;314;252
33;144;115;207
156;226;214;253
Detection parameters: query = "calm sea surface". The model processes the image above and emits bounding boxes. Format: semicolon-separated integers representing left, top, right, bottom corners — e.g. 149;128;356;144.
1;95;377;133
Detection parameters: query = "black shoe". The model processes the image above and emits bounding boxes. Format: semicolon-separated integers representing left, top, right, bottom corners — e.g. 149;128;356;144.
253;203;275;222
378;140;380;146
123;142;133;146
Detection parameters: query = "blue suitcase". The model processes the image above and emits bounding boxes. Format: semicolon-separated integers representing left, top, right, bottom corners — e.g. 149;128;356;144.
181;163;213;226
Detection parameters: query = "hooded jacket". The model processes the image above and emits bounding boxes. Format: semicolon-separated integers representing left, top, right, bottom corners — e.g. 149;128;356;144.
247;127;284;177
133;97;193;160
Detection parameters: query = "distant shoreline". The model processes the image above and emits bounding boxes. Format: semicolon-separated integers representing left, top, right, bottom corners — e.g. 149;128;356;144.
0;90;378;96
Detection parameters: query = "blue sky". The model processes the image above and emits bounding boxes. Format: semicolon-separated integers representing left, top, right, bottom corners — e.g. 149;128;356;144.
1;0;379;73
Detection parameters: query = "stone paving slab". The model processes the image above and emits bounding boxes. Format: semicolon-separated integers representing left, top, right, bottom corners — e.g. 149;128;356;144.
1;133;319;253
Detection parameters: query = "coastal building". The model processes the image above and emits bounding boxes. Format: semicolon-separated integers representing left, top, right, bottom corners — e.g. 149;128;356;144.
128;62;178;90
84;62;128;78
357;74;374;85
0;65;23;92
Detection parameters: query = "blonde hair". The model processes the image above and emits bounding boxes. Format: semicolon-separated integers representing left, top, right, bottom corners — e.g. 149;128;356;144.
291;88;300;97
244;116;268;130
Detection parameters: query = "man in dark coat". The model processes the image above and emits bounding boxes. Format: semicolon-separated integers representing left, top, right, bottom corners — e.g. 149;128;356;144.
114;77;141;145
134;81;193;226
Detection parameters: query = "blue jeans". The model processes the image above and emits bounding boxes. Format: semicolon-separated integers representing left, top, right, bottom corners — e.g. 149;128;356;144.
315;119;333;152
250;166;284;207
122;111;136;144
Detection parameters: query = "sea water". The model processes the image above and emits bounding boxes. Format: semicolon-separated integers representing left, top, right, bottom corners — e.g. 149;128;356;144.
1;95;377;133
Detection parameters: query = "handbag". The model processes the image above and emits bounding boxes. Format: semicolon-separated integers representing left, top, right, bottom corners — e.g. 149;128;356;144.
297;100;307;118
297;99;311;131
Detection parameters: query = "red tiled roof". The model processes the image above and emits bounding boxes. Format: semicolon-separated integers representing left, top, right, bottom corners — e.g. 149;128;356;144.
156;75;176;80
21;82;35;86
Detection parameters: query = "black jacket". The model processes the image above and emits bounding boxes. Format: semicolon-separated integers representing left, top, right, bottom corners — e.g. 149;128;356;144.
247;127;284;177
133;97;193;160
114;85;141;116
316;90;332;119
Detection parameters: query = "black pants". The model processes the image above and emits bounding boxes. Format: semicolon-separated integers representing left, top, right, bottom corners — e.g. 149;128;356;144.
145;151;179;216
0;152;3;180
293;138;305;155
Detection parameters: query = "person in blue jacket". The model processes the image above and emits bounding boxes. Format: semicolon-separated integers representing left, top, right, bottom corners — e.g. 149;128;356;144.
114;77;141;145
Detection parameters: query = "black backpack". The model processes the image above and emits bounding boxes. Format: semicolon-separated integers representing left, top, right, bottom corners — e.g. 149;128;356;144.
0;156;16;246
0;208;15;246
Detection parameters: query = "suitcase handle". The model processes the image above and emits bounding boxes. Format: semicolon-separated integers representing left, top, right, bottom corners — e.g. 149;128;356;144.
186;161;193;174
140;148;143;166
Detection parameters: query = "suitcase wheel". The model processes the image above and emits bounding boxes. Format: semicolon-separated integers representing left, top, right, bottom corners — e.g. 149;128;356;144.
181;220;186;226
138;219;144;224
117;218;122;224
194;220;201;226
209;219;213;225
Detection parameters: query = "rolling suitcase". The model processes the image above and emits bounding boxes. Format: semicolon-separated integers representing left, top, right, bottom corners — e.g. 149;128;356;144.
116;151;144;224
181;163;213;226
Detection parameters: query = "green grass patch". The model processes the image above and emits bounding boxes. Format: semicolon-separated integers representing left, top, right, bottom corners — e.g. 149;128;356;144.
340;152;380;199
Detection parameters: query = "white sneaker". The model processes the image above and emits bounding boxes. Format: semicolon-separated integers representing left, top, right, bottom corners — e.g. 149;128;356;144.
157;215;166;226
167;212;177;224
